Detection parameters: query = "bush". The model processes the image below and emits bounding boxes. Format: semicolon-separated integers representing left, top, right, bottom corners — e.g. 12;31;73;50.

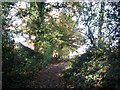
2;33;15;77
63;48;111;89
104;46;120;89
12;44;46;75
3;40;53;88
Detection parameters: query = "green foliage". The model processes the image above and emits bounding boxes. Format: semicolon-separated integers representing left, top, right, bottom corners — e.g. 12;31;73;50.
105;46;120;88
2;32;15;76
61;46;70;59
11;44;49;75
43;41;52;62
25;2;84;58
3;40;52;77
63;48;111;89
2;1;120;89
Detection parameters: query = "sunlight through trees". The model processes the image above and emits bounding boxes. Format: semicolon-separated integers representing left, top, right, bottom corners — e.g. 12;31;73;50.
2;1;120;89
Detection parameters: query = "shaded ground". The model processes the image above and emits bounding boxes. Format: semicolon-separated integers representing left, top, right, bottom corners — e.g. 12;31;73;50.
28;61;70;88
3;60;73;88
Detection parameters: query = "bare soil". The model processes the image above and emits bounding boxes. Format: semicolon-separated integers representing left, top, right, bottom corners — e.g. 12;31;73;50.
29;61;69;88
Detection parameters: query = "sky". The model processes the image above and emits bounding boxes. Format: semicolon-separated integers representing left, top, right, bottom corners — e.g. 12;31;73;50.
7;1;90;57
7;0;92;56
10;1;63;46
7;0;120;57
8;1;117;57
7;1;29;46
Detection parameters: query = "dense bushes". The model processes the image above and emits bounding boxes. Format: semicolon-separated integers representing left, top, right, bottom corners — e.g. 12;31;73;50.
13;46;41;75
2;41;54;88
63;47;120;89
105;46;120;89
11;42;53;75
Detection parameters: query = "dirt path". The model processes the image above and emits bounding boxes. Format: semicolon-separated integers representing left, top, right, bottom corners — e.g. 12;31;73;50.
29;61;70;88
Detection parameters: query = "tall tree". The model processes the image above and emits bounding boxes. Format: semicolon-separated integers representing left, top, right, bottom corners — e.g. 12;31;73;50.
106;2;120;50
98;2;105;48
75;2;99;47
25;2;84;58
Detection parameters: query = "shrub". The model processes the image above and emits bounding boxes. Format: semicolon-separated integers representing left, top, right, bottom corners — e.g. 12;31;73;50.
63;48;111;89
